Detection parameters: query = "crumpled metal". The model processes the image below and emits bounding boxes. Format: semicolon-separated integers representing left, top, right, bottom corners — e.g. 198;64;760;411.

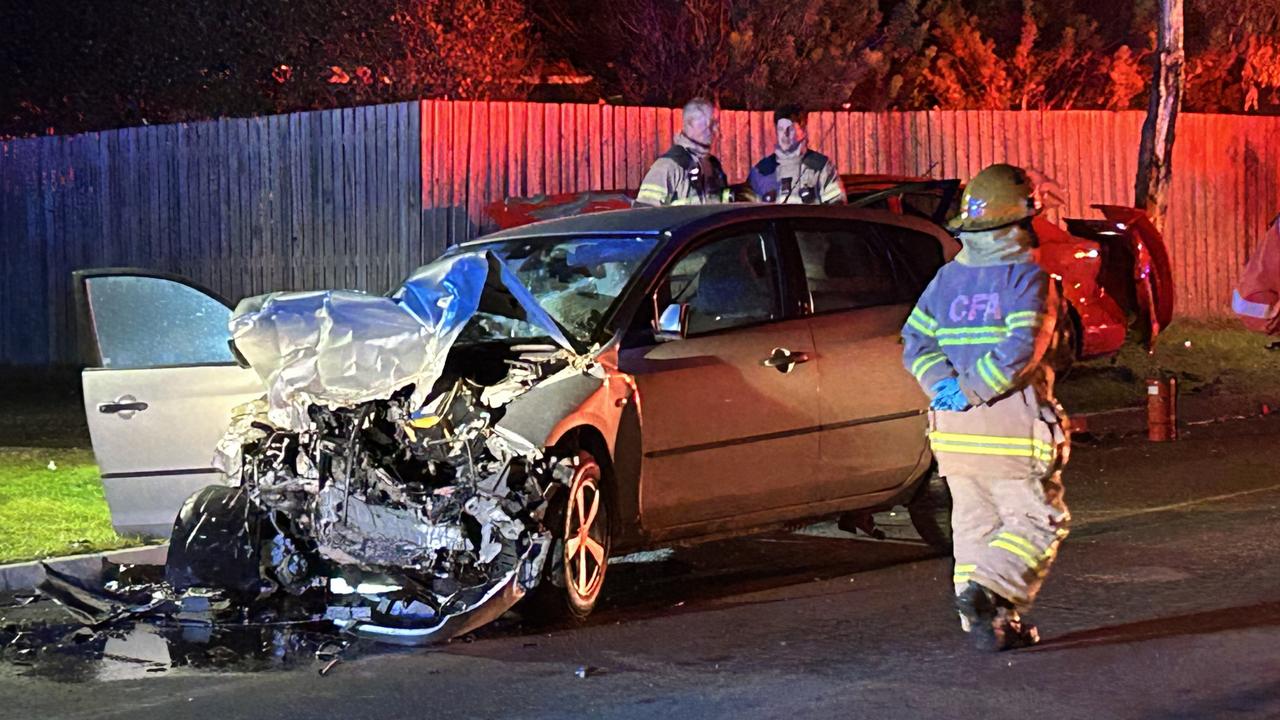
229;251;575;430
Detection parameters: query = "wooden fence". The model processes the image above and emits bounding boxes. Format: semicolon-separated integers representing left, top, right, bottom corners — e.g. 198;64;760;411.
3;100;1278;365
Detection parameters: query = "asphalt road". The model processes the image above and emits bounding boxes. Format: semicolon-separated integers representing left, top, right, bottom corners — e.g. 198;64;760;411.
3;416;1280;719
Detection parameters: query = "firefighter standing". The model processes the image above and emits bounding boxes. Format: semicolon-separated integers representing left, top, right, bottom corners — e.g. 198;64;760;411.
633;98;731;207
747;104;845;204
901;163;1072;651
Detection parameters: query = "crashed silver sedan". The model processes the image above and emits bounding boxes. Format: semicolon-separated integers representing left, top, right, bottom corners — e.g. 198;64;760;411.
76;204;958;643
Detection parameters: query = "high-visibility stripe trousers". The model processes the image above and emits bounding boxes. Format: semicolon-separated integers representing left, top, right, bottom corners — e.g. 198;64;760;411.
949;469;1070;611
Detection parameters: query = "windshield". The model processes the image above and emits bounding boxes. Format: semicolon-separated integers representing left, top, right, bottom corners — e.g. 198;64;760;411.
445;235;660;345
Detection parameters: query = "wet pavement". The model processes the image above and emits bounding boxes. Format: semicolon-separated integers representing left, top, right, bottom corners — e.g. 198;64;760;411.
3;416;1280;718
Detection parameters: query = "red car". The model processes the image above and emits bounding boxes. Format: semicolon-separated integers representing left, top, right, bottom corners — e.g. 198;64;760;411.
485;175;1174;358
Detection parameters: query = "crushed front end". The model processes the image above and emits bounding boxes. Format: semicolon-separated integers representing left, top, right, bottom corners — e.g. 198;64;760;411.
168;251;600;644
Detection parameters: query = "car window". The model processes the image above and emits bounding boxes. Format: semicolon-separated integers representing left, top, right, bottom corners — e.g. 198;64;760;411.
660;228;782;335
877;225;946;297
437;235;659;346
83;275;234;368
793;221;943;313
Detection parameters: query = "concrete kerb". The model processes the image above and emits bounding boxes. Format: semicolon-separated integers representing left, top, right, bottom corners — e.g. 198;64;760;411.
0;544;167;594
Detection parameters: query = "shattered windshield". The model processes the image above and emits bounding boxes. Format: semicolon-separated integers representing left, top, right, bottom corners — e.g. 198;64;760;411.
451;235;659;344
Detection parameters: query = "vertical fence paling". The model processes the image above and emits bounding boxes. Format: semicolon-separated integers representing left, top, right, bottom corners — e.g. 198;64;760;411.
2;102;1275;364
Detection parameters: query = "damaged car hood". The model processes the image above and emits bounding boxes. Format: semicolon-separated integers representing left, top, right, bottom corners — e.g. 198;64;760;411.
229;251;577;431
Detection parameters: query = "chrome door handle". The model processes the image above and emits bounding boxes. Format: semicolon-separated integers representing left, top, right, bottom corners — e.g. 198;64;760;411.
761;347;811;374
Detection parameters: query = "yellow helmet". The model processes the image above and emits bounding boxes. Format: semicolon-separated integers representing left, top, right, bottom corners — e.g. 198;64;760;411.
947;163;1041;232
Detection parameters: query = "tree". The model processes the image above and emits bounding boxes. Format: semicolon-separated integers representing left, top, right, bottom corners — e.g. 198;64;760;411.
533;0;881;108
1135;0;1184;235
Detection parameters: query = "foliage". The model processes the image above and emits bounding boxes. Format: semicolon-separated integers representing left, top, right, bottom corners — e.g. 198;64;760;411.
535;0;881;108
9;0;1280;138
1;0;543;138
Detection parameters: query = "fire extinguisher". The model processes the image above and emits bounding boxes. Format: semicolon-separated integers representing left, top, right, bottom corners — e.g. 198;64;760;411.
1146;376;1178;441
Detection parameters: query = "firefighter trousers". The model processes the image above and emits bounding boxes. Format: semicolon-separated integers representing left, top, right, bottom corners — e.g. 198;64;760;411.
949;469;1070;611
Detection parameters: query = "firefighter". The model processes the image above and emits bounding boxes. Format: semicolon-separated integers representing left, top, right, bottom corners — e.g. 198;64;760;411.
633;98;731;207
1232;211;1280;335
901;163;1072;652
747;104;845;204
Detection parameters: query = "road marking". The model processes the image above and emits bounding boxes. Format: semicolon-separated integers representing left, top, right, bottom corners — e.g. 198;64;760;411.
1080;482;1280;525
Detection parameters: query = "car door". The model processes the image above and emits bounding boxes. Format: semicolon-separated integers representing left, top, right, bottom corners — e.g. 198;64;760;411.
75;270;264;537
617;223;822;536
786;218;945;499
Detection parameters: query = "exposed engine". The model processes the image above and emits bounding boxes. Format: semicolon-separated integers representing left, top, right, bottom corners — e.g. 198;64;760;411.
191;342;589;643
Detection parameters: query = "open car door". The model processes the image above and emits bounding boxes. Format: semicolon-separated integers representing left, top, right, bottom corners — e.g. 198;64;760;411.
75;269;264;537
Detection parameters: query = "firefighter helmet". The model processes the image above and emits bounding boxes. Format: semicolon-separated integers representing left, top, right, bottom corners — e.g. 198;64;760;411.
947;163;1042;232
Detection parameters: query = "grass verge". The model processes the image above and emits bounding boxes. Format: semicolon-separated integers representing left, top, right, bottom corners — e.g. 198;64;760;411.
0;447;141;564
1058;319;1280;414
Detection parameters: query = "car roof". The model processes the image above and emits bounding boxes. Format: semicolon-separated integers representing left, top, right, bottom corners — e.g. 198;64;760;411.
467;205;756;243
465;203;966;247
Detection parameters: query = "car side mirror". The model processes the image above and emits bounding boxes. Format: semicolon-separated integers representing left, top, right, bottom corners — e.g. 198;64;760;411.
655;303;689;342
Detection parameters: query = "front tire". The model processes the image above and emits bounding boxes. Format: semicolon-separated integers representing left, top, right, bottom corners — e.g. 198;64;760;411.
527;450;611;622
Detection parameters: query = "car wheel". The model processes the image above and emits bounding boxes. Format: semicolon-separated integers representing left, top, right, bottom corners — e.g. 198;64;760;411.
528;450;611;622
164;485;269;598
907;470;953;553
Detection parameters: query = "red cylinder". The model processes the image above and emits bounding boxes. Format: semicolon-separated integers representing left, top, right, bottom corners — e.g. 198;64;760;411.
1146;376;1178;442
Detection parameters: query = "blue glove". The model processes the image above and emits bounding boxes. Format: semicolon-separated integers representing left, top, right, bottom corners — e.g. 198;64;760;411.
929;377;971;412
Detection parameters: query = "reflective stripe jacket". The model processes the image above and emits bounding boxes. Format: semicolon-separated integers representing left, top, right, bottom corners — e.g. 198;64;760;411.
634;134;731;207
902;255;1069;478
747;146;846;205
1232;213;1280;335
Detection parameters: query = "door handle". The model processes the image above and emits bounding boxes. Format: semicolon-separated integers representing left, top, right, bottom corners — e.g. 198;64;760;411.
761;347;811;374
98;395;149;417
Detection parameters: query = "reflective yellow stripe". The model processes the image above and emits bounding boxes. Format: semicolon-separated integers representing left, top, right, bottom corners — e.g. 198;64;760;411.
985;355;1012;389
953;574;973;583
930;441;1054;461
990;539;1039;568
906;316;937;337
931;427;1049;450
954;563;977;573
930;442;1045;459
938;336;1004;346
937;326;1007;335
820;182;844;203
1005;311;1040;322
976;356;1003;392
911;307;939;328
636;185;668;204
928;432;1055;461
911;351;947;379
996;532;1040;555
930;432;1051;449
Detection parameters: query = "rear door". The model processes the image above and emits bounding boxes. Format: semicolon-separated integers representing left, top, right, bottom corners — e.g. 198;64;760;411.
618;224;822;535
786;218;946;499
75;270;264;537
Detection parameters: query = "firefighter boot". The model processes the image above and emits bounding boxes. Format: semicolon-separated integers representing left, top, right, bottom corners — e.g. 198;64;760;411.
992;603;1040;651
955;581;999;650
956;581;1040;651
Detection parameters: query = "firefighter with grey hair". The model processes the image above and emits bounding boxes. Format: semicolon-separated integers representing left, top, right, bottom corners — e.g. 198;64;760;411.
901;163;1072;651
747;104;845;204
633;97;731;207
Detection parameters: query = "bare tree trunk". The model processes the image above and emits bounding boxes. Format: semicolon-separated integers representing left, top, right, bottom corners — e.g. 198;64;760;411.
1135;0;1184;235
